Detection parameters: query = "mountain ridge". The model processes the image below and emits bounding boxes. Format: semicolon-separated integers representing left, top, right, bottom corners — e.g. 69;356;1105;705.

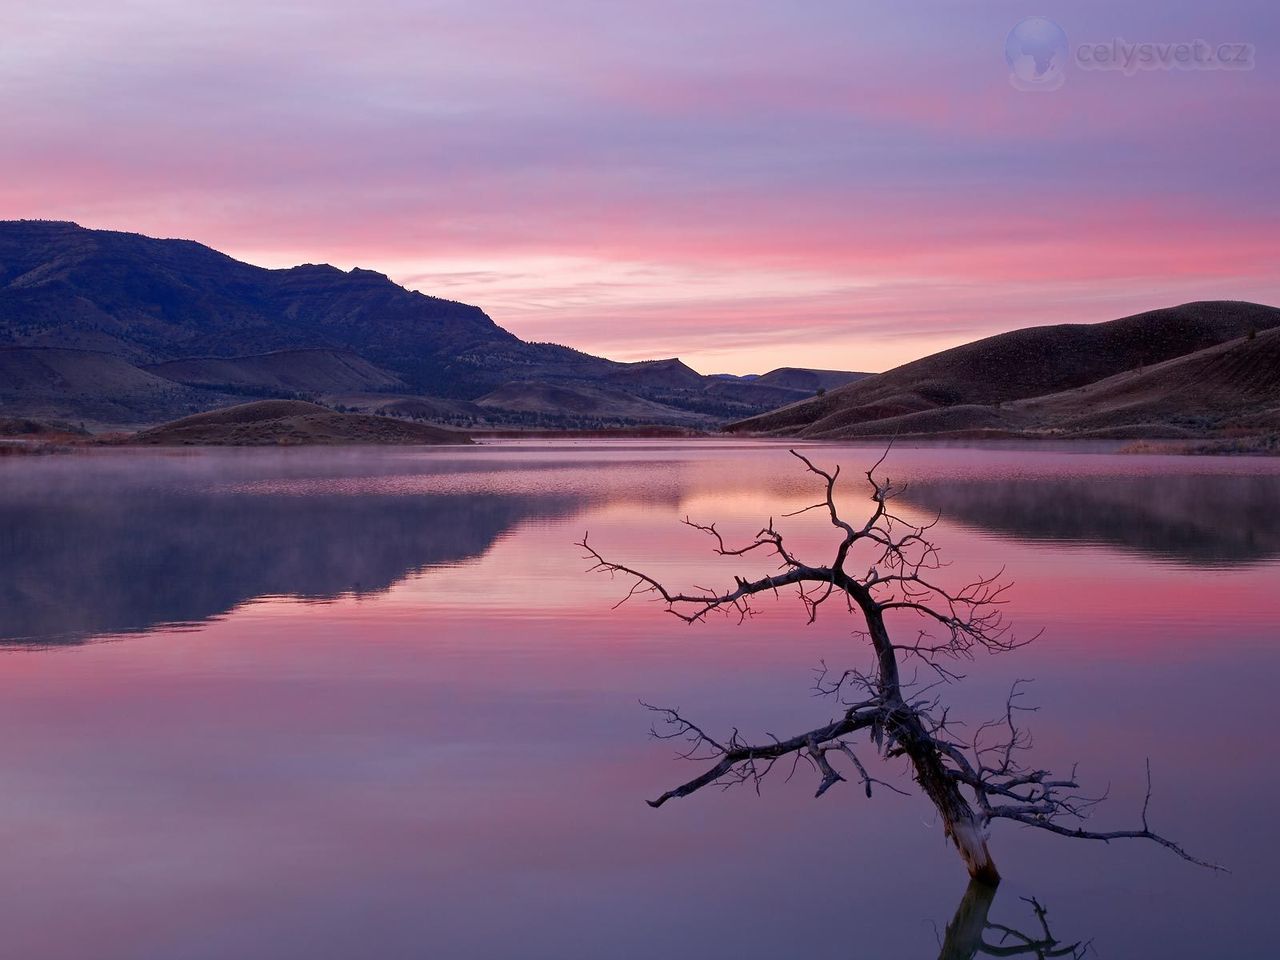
8;221;1268;442
0;220;856;427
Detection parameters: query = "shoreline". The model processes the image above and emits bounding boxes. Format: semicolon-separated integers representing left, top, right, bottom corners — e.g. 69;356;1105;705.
4;431;1277;457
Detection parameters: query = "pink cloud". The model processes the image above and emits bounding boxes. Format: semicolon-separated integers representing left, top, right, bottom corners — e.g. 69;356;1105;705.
2;1;1277;372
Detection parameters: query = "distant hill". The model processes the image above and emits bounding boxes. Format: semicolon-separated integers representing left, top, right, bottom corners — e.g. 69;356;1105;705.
363;395;484;422
0;221;864;429
731;301;1280;439
606;358;706;391
755;367;872;392
144;348;403;395
0;346;235;423
130;399;471;445
703;367;872;408
704;378;821;408
475;381;705;424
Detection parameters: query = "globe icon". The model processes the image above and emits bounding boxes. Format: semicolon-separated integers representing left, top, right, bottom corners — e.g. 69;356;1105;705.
1005;17;1068;91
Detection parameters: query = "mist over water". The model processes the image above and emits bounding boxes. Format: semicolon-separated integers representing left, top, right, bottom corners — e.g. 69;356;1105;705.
0;441;1276;958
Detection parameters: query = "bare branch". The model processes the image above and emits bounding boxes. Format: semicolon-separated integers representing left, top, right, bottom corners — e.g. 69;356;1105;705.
983;760;1225;872
583;449;1218;882
643;702;882;807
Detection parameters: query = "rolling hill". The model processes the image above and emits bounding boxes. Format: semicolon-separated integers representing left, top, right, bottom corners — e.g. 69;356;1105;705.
1012;324;1280;435
129;400;472;445
0;346;236;423
730;301;1280;439
144;348;403;395
605;358;706;391
755;367;871;392
475;381;706;424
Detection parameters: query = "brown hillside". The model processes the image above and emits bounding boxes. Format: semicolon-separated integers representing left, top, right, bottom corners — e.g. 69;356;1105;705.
0;346;234;423
145;349;403;394
476;381;703;423
1014;326;1280;433
130;400;471;445
730;301;1280;438
812;404;1033;438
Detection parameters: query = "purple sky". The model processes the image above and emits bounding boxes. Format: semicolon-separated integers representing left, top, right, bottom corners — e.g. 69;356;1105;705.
2;1;1277;372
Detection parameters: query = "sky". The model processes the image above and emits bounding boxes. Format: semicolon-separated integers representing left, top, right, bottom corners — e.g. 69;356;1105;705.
2;1;1277;374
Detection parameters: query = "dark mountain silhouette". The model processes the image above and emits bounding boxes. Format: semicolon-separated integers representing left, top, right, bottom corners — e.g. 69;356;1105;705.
730;301;1280;439
0;219;605;396
0;221;863;428
605;358;706;391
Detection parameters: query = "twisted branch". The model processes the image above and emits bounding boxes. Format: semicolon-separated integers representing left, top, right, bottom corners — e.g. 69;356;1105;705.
581;450;1221;880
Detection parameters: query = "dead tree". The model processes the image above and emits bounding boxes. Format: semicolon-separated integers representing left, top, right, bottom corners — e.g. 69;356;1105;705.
580;449;1219;884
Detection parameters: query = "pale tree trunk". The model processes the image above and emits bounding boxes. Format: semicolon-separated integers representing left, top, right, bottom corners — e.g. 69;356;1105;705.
948;816;999;886
903;716;1000;884
865;606;1001;885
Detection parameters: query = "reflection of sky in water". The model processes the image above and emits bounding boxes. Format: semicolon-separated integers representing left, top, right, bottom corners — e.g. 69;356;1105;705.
0;441;1277;958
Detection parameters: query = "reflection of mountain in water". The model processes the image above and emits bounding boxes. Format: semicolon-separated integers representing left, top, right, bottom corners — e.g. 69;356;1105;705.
903;473;1280;566
0;484;581;645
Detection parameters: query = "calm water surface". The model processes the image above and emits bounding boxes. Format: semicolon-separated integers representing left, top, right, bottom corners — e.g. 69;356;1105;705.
1;441;1277;958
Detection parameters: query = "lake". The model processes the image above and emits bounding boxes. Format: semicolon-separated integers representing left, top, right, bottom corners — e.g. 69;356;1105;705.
1;441;1277;958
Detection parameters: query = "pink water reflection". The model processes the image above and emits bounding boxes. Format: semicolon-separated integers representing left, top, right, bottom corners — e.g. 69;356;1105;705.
0;442;1276;958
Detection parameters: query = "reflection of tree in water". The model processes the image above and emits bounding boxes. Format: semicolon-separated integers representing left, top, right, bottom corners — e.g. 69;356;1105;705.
902;473;1280;566
936;881;1088;960
0;488;582;645
585;452;1215;883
